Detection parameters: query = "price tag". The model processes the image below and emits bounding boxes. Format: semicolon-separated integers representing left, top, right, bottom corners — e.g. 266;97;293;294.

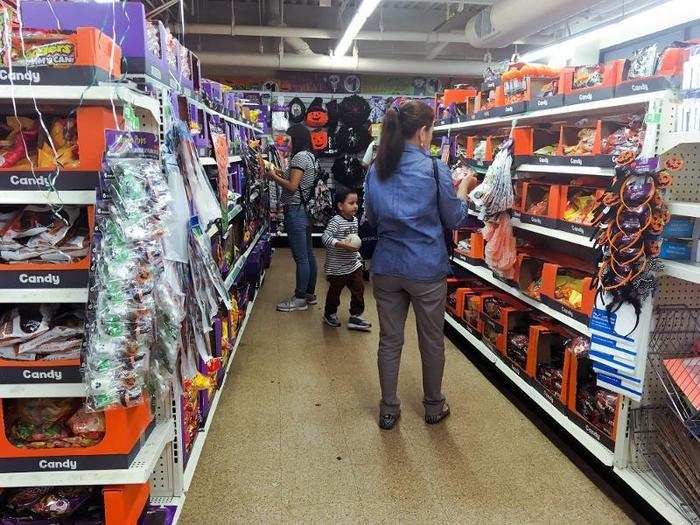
644;111;661;125
123;104;140;131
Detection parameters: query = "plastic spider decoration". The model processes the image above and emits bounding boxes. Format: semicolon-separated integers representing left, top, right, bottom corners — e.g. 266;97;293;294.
589;154;675;333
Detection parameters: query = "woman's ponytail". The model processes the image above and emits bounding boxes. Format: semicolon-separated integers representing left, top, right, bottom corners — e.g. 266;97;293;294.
374;100;435;180
375;108;403;180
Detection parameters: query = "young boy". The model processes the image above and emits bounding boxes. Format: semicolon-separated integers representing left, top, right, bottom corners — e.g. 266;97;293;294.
321;187;372;332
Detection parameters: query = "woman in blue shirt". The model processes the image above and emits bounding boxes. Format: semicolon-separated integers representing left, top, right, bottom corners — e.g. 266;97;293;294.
364;100;475;430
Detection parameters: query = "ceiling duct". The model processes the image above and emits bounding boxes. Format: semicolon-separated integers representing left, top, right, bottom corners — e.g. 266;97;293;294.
464;0;603;48
267;0;316;56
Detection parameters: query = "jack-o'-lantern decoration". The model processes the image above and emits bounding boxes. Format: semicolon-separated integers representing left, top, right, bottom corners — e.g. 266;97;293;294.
310;129;328;151
305;97;329;127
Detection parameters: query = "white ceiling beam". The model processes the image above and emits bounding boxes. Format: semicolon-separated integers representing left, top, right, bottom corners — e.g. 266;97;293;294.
182;23;471;43
425;40;449;59
197;51;485;75
392;0;494;4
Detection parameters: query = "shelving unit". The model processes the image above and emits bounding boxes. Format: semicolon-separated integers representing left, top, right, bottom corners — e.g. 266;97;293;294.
434;91;671;133
451;256;590;334
1;420;174;487
446;86;700;524
445;314;614;464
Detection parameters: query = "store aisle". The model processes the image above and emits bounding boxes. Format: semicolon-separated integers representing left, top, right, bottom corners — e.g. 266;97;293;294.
179;249;632;524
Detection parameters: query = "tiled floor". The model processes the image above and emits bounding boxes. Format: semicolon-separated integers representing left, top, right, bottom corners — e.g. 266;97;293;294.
179;249;633;524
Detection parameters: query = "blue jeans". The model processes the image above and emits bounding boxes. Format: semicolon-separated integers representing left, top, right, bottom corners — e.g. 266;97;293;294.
285;205;317;299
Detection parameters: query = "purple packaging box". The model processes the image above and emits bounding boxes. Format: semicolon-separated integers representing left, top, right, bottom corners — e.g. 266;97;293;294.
197;356;214;422
176;47;195;96
139;505;177;525
202;80;225;111
224;91;238;117
20;1;168;82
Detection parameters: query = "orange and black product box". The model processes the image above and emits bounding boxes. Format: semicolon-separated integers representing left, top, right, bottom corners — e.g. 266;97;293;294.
474;86;505;120
614;45;688;97
525;323;573;414
462;290;492;338
443;87;478;123
0;27;122;87
446;277;484;318
519;181;560;229
562;60;625;105
453;230;485;267
0;107;119;194
513;252;547;301
530;74;565;110
511;126;560;166
511;180;524;219
465;135;489;168
479;293;530;358
559;120;623;168
540;261;595;324
557;181;605;237
0;398;154;472
567;348;620;450
0;206;94;292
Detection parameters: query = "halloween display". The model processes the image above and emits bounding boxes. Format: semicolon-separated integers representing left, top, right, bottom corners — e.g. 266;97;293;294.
0;115;78;170
310;128;328;152
591;155;674;333
332;155;364;189
287;97;306;124
334;125;371;155
0;486;101;521
339;95;370;127
305;97;329;127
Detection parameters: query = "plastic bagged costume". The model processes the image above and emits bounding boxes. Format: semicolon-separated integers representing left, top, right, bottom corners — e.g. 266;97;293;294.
469;138;517;279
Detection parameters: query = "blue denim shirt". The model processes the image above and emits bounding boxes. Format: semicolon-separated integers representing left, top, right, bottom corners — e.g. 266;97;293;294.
364;143;471;281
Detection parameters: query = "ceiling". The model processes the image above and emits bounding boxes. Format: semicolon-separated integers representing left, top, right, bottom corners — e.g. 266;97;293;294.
150;0;666;77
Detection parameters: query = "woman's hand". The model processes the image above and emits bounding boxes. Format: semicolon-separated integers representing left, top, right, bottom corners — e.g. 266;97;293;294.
457;173;478;200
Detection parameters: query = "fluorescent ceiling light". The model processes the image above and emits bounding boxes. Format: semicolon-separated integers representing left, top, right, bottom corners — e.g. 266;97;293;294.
521;0;700;63
334;0;382;58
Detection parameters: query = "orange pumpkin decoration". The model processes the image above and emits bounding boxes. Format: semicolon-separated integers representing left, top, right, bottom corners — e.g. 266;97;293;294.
305;97;329;127
310;129;328;151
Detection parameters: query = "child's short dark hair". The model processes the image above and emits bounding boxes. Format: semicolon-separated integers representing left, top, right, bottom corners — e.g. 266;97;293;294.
333;185;357;210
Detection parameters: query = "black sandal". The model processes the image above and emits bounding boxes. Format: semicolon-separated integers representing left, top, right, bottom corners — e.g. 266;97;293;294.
425;403;450;425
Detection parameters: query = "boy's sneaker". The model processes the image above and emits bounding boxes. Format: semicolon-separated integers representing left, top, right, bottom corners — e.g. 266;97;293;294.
305;294;318;305
348;316;372;332
323;313;341;328
276;297;308;312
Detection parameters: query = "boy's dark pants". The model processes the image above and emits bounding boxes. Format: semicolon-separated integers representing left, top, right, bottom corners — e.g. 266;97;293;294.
325;268;365;317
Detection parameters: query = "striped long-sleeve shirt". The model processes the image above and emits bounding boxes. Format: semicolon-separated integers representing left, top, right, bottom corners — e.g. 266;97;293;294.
322;214;362;276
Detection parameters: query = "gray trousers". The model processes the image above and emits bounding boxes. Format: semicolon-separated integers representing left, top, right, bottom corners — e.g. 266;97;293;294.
372;275;447;417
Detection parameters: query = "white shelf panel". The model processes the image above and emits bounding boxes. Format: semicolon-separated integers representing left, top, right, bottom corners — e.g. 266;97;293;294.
1;420;174;487
614;467;693;525
658;131;700;155
511;218;594;247
0;84;161;122
434;91;670;132
451;256;590;335
668;201;700;218
0;382;86;398
0;288;88;303
445;314;613;465
206;206;244;238
517;164;615;177
662;260;700;284
199;155;243;166
0;190;95;205
182;285;260;491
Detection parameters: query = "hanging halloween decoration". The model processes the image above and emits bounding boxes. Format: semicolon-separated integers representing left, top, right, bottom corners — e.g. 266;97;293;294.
305;97;329;127
310;128;329;152
590;154;677;333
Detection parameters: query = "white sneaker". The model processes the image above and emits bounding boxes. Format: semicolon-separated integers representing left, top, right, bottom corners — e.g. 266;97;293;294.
276;297;308;312
348;316;372;332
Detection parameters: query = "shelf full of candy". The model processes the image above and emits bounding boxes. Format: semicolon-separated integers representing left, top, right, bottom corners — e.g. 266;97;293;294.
439;46;700;523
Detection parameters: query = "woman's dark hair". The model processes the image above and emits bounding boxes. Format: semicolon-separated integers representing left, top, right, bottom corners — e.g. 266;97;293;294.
287;123;312;158
375;100;434;180
333;185;357;210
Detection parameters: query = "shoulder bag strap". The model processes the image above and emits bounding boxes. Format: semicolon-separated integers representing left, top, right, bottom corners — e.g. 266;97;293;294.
432;157;454;255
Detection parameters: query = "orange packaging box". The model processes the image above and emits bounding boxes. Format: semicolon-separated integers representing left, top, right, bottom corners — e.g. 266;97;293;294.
525;323;573;410
463;291;491;337
443;87;478;106
557;182;605;237
480;293;530;355
520;181;560;229
0;397;153;472
453;230;485;267
485;134;509;162
567;349;620;449
615;47;687;97
514;252;547;300
103;483;151;525
540;260;595;323
447;276;484;318
562;60;624;105
511;126;560;160
0;205;94;293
